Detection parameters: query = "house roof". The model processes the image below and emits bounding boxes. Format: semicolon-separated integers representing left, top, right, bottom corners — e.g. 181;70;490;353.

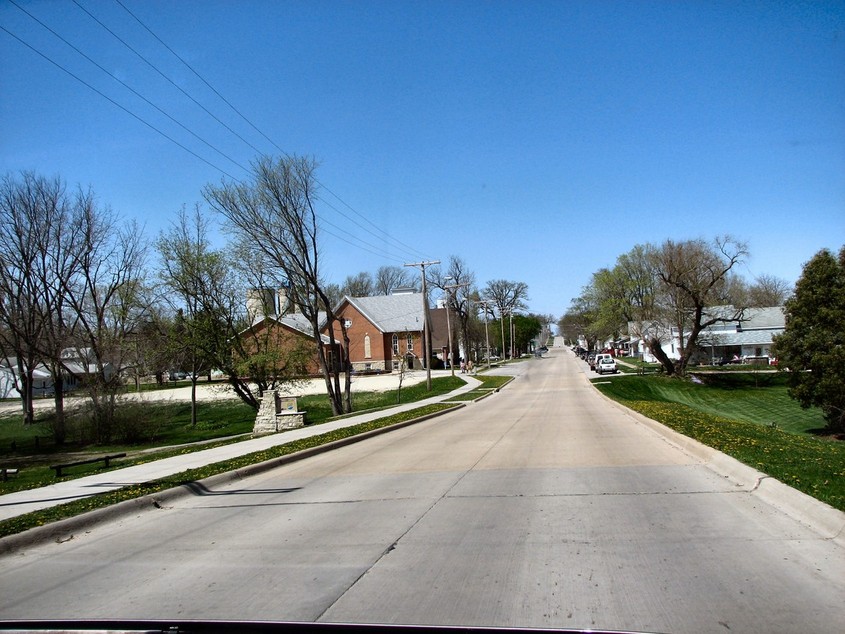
342;293;426;334
628;306;786;347
704;306;785;330
739;306;785;330
698;329;782;347
0;358;51;379
244;312;331;344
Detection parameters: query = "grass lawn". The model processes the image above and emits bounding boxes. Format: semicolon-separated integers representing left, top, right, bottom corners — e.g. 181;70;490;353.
592;373;844;512
0;375;468;495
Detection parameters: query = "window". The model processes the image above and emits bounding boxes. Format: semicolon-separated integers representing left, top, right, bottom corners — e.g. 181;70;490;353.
364;335;371;359
344;319;353;328
407;333;414;352
392;334;399;355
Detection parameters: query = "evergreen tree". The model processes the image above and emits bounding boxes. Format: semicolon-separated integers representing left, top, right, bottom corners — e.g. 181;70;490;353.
773;246;845;433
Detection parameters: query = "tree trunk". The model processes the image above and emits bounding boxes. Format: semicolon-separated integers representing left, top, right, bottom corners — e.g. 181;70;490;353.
52;371;66;445
647;337;675;375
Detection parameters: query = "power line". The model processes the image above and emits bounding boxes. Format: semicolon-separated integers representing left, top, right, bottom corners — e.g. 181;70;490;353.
113;0;279;155
7;0;251;178
109;0;431;262
0;20;411;266
6;2;433;266
0;24;240;181
70;0;266;157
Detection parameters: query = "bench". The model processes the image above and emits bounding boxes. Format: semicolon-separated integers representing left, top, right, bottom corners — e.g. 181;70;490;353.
50;453;127;477
1;468;19;482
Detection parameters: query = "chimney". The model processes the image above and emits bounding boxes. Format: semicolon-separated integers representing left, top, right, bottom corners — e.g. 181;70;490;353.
246;288;274;323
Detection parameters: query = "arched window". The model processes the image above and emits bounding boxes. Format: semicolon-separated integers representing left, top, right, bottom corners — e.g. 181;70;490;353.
392;334;399;355
364;335;371;359
407;333;414;352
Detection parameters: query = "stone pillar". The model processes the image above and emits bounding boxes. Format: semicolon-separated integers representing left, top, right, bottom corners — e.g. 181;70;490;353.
252;391;305;435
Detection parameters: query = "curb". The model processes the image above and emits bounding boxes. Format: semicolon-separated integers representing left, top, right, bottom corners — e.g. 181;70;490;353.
590;380;845;548
0;403;465;556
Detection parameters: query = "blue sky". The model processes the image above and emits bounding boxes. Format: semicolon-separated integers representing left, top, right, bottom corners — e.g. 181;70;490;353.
2;0;843;318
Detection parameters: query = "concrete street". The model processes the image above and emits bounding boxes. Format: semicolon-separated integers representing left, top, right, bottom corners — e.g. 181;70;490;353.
0;349;843;633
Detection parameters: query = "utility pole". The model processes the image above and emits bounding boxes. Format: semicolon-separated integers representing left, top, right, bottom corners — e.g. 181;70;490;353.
443;278;468;377
479;299;492;369
509;310;515;360
405;260;440;390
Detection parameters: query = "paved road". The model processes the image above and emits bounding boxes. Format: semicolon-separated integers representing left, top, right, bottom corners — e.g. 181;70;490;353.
1;349;843;633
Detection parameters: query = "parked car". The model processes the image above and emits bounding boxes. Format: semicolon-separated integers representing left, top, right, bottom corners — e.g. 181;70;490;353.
592;353;613;371
596;356;618;374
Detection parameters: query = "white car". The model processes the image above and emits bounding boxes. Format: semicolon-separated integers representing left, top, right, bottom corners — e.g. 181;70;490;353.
596;357;618;374
592;353;613;371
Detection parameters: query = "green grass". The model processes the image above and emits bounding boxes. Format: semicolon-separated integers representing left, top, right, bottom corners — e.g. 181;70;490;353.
593;372;826;434
0;376;468;495
592;373;845;511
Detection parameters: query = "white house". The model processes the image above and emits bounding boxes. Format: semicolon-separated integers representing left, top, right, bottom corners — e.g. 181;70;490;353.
628;306;785;365
0;358;54;399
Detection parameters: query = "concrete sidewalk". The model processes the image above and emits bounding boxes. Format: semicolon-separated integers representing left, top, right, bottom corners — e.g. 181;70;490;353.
0;373;482;523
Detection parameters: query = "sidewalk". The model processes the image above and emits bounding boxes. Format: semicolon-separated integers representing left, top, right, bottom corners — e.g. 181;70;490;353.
0;372;481;523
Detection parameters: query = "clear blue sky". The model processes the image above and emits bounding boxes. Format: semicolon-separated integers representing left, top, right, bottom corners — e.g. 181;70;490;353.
2;0;844;318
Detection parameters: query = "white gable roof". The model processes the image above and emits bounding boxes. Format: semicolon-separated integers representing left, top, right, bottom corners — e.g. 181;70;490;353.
343;293;425;333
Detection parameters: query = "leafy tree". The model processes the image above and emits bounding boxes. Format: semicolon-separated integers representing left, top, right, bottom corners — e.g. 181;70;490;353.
513;314;543;355
563;294;600;352
482;279;529;359
773;246;845;433
157;205;261;413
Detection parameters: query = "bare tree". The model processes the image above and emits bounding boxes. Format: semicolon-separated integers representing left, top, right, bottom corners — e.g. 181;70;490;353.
320;282;343;311
431;256;477;366
748;274;791;307
650;236;749;375
341;271;374;297
204;155;352;415
62;194;147;442
375;265;414;295
0;172;54;427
